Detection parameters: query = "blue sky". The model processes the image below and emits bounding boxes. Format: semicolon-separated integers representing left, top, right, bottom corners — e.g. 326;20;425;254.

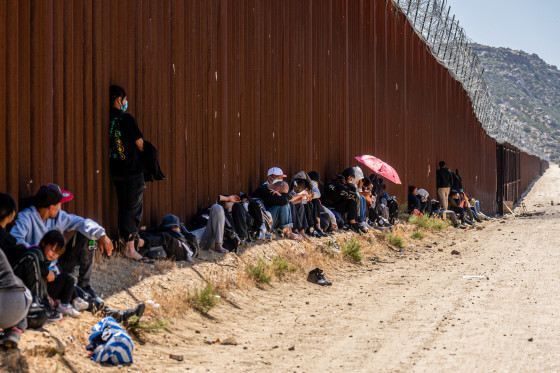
446;0;560;68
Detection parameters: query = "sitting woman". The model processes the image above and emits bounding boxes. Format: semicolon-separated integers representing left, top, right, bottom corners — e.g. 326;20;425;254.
448;190;474;226
408;186;422;214
288;178;312;240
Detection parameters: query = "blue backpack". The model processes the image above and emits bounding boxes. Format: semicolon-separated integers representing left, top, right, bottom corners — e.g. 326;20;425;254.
87;317;134;364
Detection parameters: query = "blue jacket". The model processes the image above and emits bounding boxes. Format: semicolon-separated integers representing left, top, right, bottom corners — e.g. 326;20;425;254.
10;206;106;247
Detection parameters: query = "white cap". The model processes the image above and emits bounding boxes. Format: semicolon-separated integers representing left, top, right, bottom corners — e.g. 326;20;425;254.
417;188;429;198
267;167;286;177
353;166;364;181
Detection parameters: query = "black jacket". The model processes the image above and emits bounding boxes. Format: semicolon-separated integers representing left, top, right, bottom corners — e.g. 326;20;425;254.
0;226;27;267
252;183;290;210
322;181;358;207
408;193;421;213
436;167;453;189
0;249;26;293
142;141;166;182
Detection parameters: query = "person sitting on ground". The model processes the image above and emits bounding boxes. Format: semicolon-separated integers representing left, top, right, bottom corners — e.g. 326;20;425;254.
448;190;474;226
0;193;27;266
308;171;336;234
0;248;31;349
10;184;113;305
460;190;481;223
436;161;453;211
252;168;302;241
416;189;431;215
408;186;422;215
291;170;327;238
193;194;249;253
138;214;198;262
288;178;313;240
352;166;372;232
12;230;77;320
467;194;492;220
322;168;365;234
0;195;32;349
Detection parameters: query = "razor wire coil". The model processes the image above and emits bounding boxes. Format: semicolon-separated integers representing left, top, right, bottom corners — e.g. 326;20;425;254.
393;0;548;160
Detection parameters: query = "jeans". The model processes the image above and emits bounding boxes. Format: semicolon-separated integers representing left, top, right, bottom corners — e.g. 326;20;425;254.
359;196;367;222
113;174;146;240
58;233;95;288
268;204;294;229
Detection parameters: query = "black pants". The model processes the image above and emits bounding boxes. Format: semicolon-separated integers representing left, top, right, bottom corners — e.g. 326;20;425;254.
230;202;248;240
290;203;308;231
58;233;94;288
331;198;358;222
47;272;75;304
113;174;145;240
451;207;466;223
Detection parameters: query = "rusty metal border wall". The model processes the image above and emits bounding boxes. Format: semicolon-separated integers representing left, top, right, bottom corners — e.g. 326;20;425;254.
0;1;546;234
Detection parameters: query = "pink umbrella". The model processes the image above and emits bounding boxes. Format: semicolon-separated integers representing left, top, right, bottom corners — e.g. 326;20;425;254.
355;155;402;184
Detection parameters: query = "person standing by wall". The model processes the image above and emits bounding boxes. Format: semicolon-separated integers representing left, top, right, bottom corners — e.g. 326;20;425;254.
109;85;147;262
436;161;453;211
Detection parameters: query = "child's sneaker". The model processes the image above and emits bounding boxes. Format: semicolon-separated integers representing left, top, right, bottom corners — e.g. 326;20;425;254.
0;327;22;349
72;297;89;311
57;303;80;318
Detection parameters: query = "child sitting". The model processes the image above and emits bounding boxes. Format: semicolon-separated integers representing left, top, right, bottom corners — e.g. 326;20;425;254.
13;230;82;320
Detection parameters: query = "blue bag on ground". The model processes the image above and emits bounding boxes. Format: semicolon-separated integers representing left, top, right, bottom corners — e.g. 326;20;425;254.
87;317;134;364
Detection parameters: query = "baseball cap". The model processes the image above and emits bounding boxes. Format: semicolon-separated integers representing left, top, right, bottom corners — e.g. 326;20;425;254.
267;167;286;177
308;171;323;185
36;183;73;206
353;166;364;181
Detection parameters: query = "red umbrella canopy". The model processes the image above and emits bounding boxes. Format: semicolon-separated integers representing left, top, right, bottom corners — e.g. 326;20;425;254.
355;155;402;184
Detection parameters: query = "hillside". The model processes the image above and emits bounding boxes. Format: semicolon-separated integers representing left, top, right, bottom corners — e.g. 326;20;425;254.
473;44;560;161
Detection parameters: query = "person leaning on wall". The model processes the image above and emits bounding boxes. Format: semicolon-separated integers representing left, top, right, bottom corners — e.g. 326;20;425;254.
108;85;149;263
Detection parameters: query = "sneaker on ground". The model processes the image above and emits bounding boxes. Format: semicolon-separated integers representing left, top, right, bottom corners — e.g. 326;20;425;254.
0;327;22;349
359;222;370;231
57;303;80;317
72;297;89;312
47;310;63;323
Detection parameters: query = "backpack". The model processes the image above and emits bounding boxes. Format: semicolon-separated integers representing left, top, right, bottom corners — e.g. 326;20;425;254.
87;317;134;365
386;197;399;224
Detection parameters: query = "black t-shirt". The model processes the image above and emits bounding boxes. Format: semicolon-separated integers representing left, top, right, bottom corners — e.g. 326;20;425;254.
109;108;144;178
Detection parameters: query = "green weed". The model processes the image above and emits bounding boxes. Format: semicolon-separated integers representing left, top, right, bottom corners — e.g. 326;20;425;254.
342;238;363;263
272;256;298;278
408;215;449;230
411;230;425;240
126;316;169;338
187;282;221;314
247;258;272;284
386;232;404;248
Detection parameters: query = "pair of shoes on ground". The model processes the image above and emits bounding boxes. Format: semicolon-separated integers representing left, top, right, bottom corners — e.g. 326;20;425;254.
0;327;22;349
350;223;367;234
307;268;332;286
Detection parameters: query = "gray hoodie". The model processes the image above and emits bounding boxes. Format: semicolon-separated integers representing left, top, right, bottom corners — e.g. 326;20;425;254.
10;206;106;247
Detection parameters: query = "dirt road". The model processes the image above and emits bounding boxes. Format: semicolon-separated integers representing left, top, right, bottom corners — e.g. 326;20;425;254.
5;165;560;373
169;165;560;372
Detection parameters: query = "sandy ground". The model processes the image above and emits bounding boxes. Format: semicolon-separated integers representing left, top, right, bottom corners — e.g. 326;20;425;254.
3;164;560;372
